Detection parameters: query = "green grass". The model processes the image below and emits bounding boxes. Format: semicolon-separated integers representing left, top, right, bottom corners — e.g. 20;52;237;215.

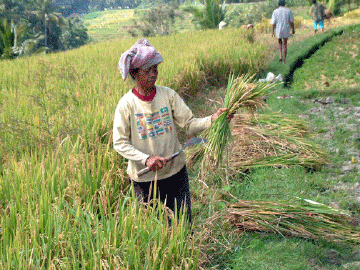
263;26;346;87
82;11;109;20
0;138;199;269
226;235;355;270
187;22;360;269
291;24;360;96
292;6;313;20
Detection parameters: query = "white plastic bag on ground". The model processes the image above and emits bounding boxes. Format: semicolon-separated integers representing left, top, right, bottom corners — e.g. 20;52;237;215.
266;72;275;81
275;74;283;82
259;72;283;82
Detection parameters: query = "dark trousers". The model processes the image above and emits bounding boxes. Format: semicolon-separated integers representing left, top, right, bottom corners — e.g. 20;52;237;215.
131;166;192;224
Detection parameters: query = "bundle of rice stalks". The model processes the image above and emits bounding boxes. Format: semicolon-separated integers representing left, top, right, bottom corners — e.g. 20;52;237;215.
200;74;275;166
228;112;328;172
226;199;360;244
187;110;327;173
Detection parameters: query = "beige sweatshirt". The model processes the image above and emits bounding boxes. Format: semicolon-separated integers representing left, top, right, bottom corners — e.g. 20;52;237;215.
113;85;212;182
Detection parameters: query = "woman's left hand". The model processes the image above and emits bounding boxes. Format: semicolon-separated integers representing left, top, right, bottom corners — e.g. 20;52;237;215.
211;108;234;123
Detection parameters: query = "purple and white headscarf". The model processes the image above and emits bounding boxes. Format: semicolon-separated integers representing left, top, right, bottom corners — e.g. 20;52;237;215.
118;38;164;81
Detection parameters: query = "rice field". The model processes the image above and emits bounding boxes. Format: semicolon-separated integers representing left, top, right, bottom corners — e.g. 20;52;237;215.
2;6;360;268
0;28;269;268
83;9;136;42
82;8;196;43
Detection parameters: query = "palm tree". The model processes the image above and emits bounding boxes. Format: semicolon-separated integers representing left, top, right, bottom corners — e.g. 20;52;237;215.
185;0;226;30
29;0;63;50
60;16;88;49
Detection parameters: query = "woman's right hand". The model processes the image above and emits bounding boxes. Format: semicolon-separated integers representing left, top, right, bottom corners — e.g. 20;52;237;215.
145;156;167;171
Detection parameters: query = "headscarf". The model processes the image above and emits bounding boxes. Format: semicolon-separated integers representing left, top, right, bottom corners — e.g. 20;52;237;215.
118;38;164;81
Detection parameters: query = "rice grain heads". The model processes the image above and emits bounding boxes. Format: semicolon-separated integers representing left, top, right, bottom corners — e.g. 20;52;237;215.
201;74;276;166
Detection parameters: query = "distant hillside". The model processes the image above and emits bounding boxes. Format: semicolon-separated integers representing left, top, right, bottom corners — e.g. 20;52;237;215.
81;3;311;43
82;7;195;43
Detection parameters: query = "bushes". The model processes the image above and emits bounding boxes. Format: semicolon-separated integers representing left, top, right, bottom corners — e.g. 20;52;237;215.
266;0;310;7
255;18;272;33
225;2;274;27
128;3;182;36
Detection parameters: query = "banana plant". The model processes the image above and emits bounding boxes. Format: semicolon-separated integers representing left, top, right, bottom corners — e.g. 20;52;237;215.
0;18;29;58
0;18;14;59
184;0;226;29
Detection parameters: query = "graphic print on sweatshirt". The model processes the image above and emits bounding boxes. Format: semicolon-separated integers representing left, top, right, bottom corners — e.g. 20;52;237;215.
135;107;173;140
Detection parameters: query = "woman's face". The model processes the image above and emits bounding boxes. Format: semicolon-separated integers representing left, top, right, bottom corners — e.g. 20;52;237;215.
135;64;158;90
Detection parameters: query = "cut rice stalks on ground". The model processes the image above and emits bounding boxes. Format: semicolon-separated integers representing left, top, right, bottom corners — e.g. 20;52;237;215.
198;74;276;167
226;199;360;244
228;112;328;173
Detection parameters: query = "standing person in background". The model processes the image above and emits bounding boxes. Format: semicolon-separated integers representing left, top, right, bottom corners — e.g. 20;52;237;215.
270;0;295;64
310;0;326;34
114;38;231;225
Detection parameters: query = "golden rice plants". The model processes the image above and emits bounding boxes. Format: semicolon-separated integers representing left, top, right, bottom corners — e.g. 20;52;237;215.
344;8;360;18
255;18;271;33
294;16;304;29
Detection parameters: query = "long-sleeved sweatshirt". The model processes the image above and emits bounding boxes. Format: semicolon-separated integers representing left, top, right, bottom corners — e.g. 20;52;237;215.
113;85;212;182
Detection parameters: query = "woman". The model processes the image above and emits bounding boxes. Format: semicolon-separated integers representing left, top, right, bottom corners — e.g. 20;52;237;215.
113;38;229;223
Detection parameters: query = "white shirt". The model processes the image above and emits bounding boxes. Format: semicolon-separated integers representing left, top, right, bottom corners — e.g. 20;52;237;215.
113;85;212;182
270;6;294;39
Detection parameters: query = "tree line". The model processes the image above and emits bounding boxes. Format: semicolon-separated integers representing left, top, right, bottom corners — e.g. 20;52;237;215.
0;0;248;60
0;0;89;59
2;0;358;59
53;0;188;15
